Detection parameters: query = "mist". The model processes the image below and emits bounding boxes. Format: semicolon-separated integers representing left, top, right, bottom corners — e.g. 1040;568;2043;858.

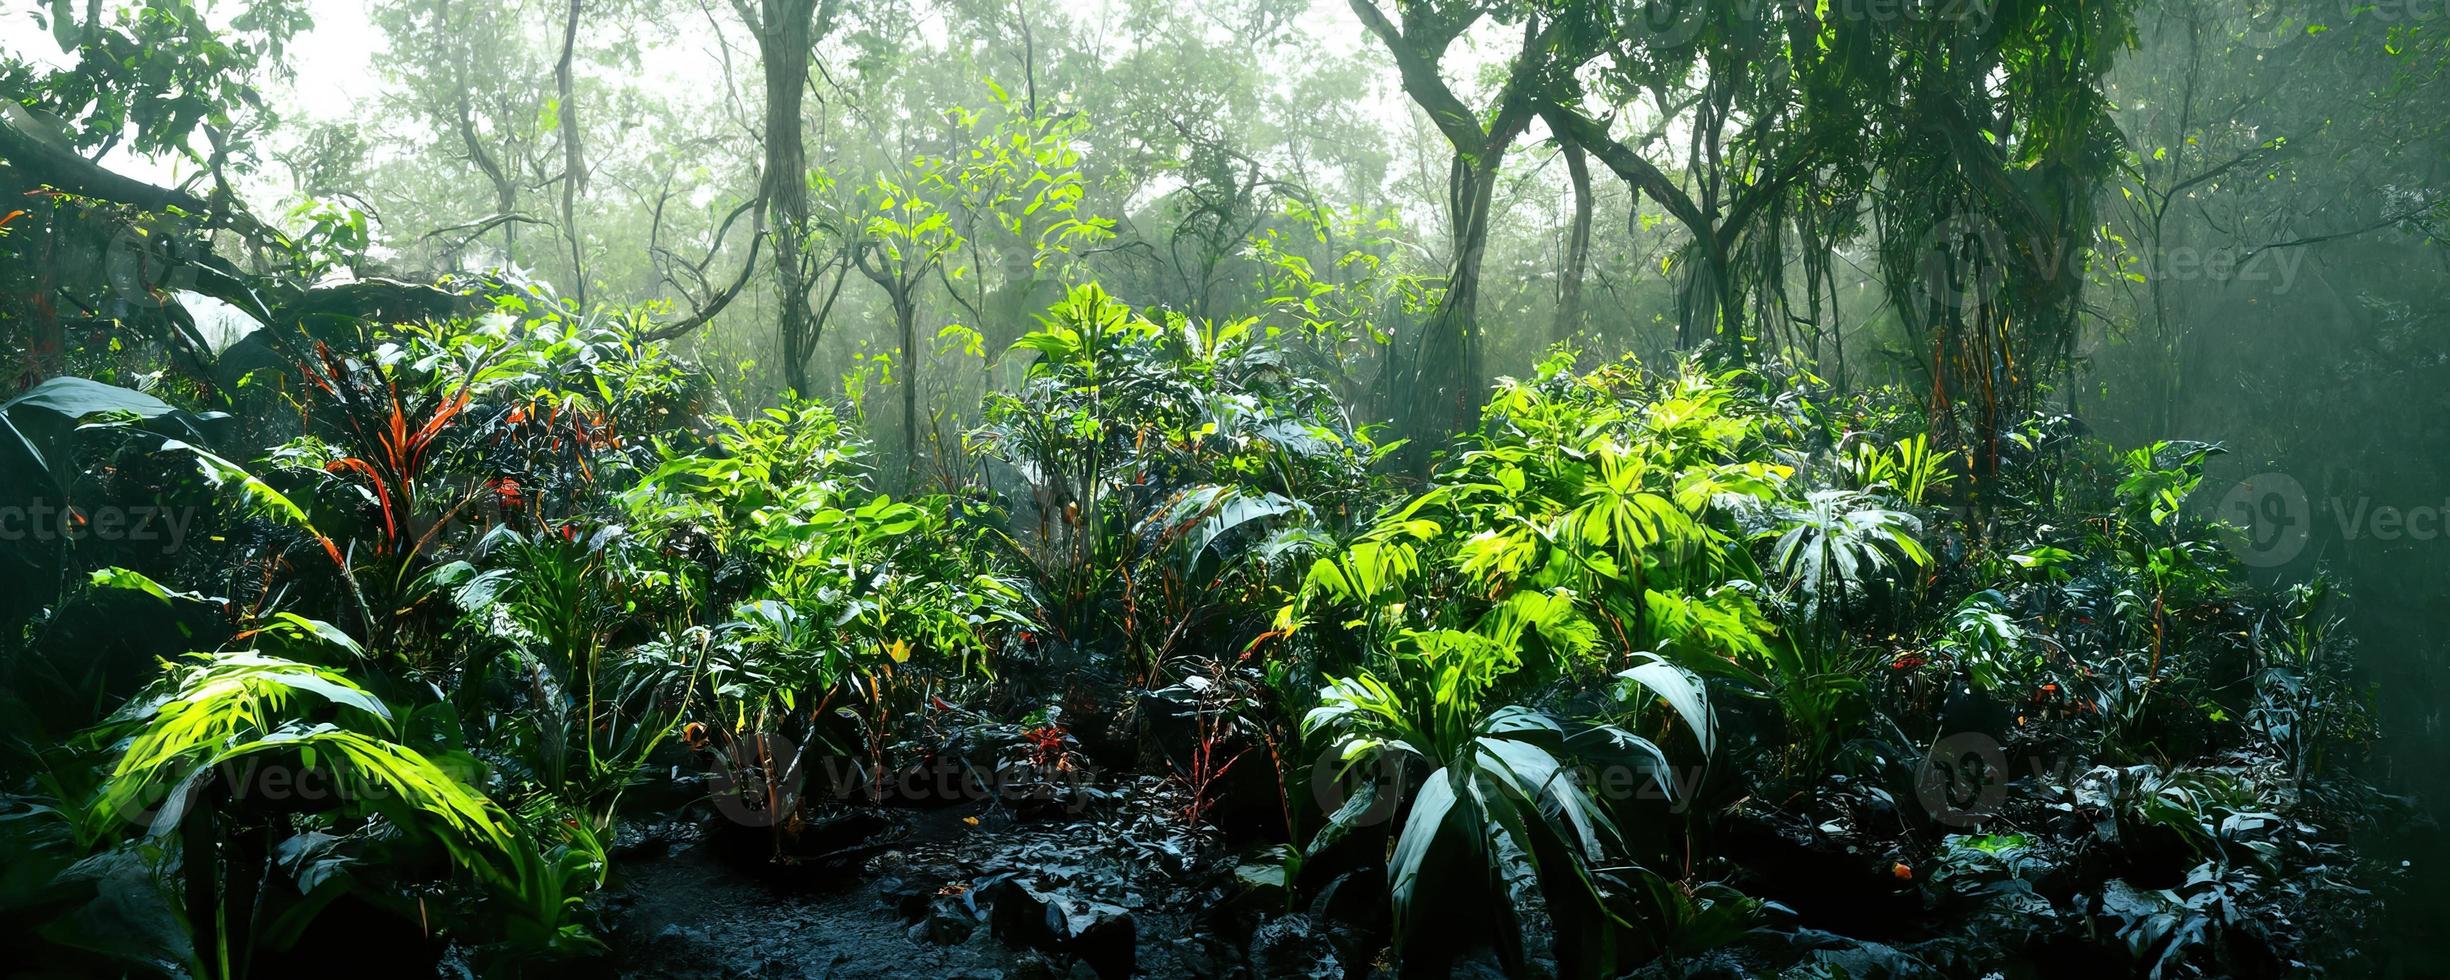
3;1;2443;975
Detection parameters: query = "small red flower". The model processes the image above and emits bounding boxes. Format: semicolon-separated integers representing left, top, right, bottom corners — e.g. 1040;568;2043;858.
1021;724;1071;768
488;476;524;508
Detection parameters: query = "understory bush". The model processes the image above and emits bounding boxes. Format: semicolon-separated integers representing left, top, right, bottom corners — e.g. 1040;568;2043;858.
0;279;2395;979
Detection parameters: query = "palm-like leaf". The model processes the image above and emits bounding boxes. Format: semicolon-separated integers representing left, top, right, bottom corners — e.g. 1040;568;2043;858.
1616;652;1714;755
91;650;521;882
1309;662;1691;975
1766;488;1930;627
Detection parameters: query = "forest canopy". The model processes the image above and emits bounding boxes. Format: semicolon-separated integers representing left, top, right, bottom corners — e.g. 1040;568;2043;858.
1;1;2444;977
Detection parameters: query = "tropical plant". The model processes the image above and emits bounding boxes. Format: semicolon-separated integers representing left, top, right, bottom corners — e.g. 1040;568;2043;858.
1301;627;1711;975
1764;488;1931;634
1280;357;1792;972
1841;432;1956;508
1939;589;2032;693
1293;355;1788;680
0;377;228;617
620;400;1018;850
429;523;699;826
2246;580;2372;783
79;641;552;978
976;284;1378;683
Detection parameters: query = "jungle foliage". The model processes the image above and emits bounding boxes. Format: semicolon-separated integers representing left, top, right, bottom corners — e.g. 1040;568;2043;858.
0;0;2437;977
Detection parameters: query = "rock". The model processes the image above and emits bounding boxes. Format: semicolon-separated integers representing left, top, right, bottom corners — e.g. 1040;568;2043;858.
1003;951;1058;980
879;876;936;920
982;878;1137;979
1308;868;1390;965
986;878;1061;953
1233;851;1289;910
1168;934;1234;977
652;923;705;946
792;807;897;860
1248;913;1343;979
909;896;978;945
1446;952;1512;980
1056;900;1135;980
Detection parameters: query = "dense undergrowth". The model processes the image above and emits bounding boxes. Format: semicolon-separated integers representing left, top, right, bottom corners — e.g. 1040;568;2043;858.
0;276;2404;978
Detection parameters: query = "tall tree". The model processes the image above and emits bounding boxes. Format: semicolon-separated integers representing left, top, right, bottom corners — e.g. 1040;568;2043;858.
553;0;589;308
1853;3;2134;479
1552;137;1592;344
850;144;962;483
1346;0;1574;447
1533;3;1823;362
735;0;843;392
372;0;550;264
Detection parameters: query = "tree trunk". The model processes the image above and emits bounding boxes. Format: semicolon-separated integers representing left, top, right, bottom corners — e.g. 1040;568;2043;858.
1555;140;1593;345
755;0;819;394
895;292;919;483
1344;1;1557;456
1541;100;1793;364
783;293;811;396
555;0;587;309
1411;152;1500;446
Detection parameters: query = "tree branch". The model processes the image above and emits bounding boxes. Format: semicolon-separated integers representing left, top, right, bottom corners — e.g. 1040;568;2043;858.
640;195;767;340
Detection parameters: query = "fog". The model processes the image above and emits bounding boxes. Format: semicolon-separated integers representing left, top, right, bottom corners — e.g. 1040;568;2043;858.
4;0;2444;973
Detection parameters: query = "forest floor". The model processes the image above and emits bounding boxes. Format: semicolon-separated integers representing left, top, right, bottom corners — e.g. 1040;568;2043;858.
598;780;1242;979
